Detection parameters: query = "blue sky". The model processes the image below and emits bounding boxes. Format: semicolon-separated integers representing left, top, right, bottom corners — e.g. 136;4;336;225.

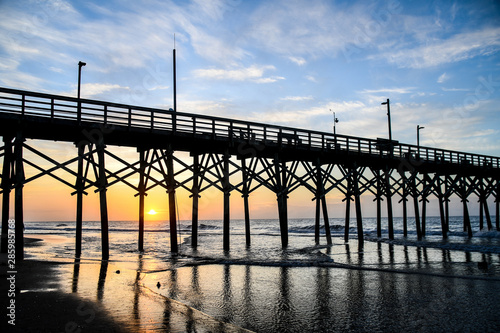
1;0;500;155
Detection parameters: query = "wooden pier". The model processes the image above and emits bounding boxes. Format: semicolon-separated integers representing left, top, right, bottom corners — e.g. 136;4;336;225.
0;87;498;259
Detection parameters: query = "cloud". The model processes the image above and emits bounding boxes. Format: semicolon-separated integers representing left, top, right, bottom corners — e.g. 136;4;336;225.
77;83;129;98
246;0;375;58
437;73;450;83
289;56;306;66
281;96;314;101
192;65;280;83
381;27;500;68
441;87;470;92
359;87;415;94
305;75;317;83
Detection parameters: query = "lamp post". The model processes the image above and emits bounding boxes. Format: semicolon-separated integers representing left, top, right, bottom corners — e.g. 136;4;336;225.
417;125;425;149
381;99;392;141
78;61;86;100
331;109;339;136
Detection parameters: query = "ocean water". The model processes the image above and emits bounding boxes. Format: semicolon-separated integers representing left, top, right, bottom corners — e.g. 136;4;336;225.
23;216;500;332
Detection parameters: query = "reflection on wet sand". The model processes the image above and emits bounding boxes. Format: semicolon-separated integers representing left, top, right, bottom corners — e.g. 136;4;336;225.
63;241;500;332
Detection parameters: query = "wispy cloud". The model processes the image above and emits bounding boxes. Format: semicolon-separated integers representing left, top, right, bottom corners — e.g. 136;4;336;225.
381;27;500;68
192;65;280;83
77;83;130;98
359;87;415;94
441;87;470;92
437;72;450;83
289;56;306;66
281;96;314;101
305;75;317;83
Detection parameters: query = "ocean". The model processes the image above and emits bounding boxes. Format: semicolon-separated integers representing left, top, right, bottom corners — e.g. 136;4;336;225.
22;216;500;332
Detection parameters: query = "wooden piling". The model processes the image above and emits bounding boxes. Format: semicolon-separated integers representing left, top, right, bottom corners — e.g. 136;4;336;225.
191;154;200;248
483;197;493;231
344;171;352;243
315;164;321;244
412;174;422;240
460;177;473;238
479;184;484;230
437;177;448;239
97;143;109;260
376;169;382;238
241;158;251;246
463;198;473;238
400;171;408;237
275;156;288;247
1;136;12;254
385;168;394;240
223;150;230;251
166;148;178;253
496;189;499;231
321;196;332;245
316;162;331;245
75;144;85;257
496;180;500;231
421;175;427;237
14;133;24;260
352;166;363;247
138;149;146;252
315;195;321;244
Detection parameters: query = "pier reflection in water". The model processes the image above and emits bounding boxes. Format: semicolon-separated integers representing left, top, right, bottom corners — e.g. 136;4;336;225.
62;242;500;332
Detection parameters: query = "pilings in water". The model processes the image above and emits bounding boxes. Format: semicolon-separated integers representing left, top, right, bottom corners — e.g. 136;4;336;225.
1;137;499;258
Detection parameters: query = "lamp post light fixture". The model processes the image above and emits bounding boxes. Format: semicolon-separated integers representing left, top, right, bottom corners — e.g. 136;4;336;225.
78;61;86;100
417;125;425;149
381;98;392;142
331;109;339;136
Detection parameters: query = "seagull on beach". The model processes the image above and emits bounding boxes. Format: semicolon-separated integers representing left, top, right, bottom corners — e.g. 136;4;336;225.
157;282;161;288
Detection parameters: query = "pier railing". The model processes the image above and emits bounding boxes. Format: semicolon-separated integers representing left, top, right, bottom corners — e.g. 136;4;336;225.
0;86;499;169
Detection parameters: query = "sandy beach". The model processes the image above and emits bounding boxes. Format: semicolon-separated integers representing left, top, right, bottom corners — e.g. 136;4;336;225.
0;237;253;332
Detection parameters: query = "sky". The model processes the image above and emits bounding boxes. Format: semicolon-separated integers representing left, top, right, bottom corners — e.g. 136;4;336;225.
0;0;499;222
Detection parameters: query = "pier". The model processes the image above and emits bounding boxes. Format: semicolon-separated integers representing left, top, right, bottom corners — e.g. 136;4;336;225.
0;87;498;260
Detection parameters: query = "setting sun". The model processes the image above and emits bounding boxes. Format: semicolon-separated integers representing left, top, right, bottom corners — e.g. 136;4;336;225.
147;209;157;215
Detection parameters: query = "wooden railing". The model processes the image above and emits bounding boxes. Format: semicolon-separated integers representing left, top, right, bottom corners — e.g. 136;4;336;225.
0;87;499;169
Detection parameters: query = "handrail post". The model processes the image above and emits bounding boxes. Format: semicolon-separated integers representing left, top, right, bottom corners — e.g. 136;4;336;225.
50;98;55;119
21;94;25;116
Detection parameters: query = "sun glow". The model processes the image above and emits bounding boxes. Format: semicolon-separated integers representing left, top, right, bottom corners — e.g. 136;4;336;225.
147;209;157;215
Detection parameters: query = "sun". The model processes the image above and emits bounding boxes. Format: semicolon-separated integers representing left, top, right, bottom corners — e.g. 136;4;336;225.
147;209;157;215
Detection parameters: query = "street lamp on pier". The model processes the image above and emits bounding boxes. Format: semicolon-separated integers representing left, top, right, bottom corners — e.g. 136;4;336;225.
381;98;392;141
78;61;86;100
417;125;425;150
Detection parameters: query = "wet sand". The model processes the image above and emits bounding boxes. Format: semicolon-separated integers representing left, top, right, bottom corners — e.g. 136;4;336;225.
2;235;500;332
1;238;252;332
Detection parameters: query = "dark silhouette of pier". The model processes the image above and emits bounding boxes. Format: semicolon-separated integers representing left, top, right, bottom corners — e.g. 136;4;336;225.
0;87;498;259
